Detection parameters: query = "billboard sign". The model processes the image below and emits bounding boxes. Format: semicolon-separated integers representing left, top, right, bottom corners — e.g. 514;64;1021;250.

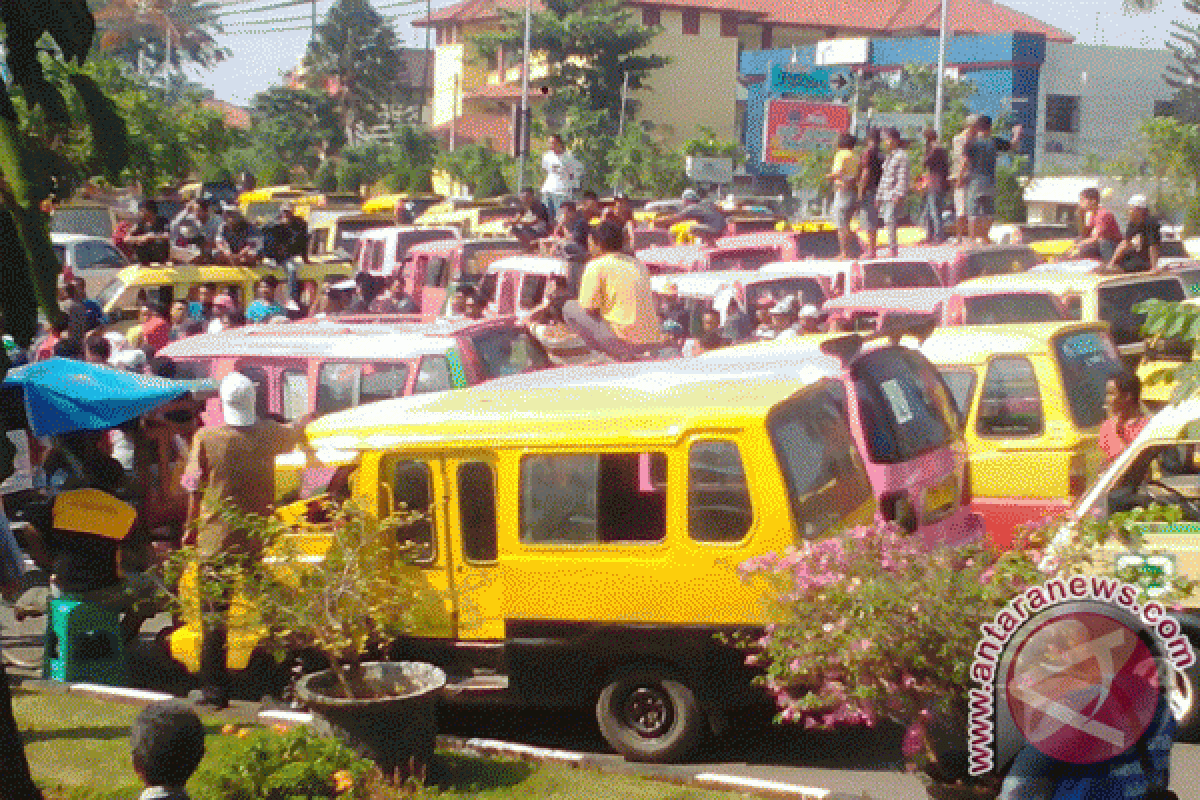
761;100;851;166
815;37;870;66
767;65;852;98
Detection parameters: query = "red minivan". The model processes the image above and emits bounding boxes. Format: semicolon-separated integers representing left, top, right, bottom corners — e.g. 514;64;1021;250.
402;237;526;319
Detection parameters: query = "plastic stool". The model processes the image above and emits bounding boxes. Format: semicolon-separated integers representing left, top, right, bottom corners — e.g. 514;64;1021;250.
42;595;127;685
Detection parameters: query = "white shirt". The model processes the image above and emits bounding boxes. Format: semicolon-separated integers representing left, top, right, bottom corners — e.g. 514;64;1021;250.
541;150;582;195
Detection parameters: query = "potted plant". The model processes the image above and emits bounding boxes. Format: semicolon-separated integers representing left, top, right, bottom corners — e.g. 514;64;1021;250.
174;499;450;780
735;512;1190;799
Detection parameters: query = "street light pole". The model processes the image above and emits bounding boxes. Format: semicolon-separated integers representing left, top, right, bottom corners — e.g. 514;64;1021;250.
516;0;533;192
421;0;431;124
934;0;950;134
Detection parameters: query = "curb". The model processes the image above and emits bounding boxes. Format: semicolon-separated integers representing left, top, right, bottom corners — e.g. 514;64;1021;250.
22;679;862;800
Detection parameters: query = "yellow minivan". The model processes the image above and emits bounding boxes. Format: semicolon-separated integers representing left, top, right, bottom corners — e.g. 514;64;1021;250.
95;264;265;330
168;359;877;762
960;271;1186;362
920;322;1126;549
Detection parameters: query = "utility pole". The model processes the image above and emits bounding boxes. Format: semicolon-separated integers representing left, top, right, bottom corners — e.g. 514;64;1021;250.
516;0;533;192
421;0;432;124
617;72;630;138
934;0;950;134
312;0;318;40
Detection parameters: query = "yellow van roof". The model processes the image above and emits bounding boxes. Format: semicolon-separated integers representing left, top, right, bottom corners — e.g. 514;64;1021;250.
306;359;836;450
920;321;1110;365
113;264;262;285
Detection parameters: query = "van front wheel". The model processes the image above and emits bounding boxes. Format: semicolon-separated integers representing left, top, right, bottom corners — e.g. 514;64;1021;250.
596;668;704;763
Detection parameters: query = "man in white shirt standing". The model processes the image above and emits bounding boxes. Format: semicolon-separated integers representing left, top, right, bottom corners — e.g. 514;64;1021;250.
540;134;583;220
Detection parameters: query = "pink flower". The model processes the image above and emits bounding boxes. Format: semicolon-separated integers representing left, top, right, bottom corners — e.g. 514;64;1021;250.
902;721;927;758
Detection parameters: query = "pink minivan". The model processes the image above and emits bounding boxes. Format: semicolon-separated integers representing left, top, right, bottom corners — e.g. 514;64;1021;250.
696;331;983;546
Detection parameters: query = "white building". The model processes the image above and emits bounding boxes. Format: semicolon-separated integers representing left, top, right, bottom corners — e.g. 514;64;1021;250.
1034;43;1175;175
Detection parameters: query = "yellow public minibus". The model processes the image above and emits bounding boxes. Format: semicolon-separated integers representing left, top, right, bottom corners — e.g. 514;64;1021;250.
168;358;877;762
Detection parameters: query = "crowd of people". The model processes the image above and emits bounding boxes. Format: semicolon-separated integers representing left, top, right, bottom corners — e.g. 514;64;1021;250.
829;115;1023;259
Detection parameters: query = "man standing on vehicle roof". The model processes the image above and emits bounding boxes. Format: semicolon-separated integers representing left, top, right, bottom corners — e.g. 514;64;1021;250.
958;115;1023;245
858;128;884;259
876;128;910;259
540;134;583;221
563;220;666;361
1108;194;1162;274
950;115;977;244
657;189;727;247
126;200;171;265
181;372;315;710
921;128;949;244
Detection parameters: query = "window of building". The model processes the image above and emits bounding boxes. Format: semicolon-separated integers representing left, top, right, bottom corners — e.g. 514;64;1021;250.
689;441;752;542
642;8;660;26
519;453;667;544
682;10;700;35
459;462;497;562
1154;100;1175;118
1045;95;1080;134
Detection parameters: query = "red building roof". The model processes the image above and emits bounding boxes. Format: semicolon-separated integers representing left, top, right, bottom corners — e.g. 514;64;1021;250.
431;113;514;149
202;99;252;130
416;0;1072;41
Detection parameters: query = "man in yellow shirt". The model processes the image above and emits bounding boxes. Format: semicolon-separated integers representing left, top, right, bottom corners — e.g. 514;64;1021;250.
564;220;666;360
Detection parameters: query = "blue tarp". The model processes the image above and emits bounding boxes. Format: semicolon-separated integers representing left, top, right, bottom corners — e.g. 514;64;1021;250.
3;358;213;437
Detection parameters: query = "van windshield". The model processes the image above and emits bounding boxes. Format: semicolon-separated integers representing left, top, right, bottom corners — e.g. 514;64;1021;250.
863;261;941;289
746;278;825;310
851;348;958;464
767;384;872;540
709;248;778;271
960;247;1040;281
963;293;1065;324
1054;330;1124;428
333;219;392;254
1097;278;1185;346
470;327;552;379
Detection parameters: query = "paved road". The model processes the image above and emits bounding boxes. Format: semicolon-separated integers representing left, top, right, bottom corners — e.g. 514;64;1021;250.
4;594;1200;800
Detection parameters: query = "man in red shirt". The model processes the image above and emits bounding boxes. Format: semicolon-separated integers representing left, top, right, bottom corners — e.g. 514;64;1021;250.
1099;371;1149;463
1068;187;1122;262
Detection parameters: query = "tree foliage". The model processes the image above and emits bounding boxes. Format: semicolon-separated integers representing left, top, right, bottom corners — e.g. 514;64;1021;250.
1109;116;1200;231
249;87;346;175
303;0;405;144
473;0;668;126
94;0;229;72
436;143;512;198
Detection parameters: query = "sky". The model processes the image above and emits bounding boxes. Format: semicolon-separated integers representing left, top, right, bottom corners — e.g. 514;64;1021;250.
193;0;1194;107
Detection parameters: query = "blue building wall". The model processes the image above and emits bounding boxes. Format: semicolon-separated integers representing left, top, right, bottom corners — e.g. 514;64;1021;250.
741;34;1045;178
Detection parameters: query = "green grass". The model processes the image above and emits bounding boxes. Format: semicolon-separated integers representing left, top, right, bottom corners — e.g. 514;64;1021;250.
13;688;744;800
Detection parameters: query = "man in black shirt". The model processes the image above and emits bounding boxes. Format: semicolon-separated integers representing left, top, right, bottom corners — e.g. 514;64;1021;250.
262;205;310;301
1108;194;1161;273
126;200;171;264
509;187;552;250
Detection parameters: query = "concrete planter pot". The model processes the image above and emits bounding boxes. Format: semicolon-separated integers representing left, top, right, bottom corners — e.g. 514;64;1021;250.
296;660;446;778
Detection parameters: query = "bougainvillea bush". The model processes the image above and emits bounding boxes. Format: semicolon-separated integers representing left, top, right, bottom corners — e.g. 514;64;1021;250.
735;510;1190;778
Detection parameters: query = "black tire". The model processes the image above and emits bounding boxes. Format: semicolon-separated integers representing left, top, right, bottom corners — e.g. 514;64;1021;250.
595;667;705;763
1171;630;1200;741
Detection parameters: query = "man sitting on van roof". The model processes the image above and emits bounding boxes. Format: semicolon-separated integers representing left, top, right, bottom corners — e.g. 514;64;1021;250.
562;220;666;361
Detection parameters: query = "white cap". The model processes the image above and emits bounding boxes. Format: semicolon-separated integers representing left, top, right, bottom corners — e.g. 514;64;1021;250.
771;295;797;315
799;304;820;318
681;189;699;203
1128;194;1149;209
220;371;257;427
108;348;146;372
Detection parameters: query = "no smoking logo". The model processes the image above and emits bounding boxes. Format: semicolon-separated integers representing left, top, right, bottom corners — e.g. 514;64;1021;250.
1005;611;1161;764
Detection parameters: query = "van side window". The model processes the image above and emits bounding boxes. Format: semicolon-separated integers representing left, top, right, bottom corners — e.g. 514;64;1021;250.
234;364;271;421
317;363;359;413
519;275;546;310
388;459;435;562
414;356;452;394
977;357;1043;437
938;369;977;421
688;441;752;542
768;387;872;540
281;369;309;420
361;363;410;404
459;462;497;562
519;453;667;544
426;257;449;288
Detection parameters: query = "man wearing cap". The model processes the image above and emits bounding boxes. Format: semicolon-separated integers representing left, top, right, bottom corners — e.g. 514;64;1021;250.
761;296;798;339
181;372;316;709
1108;195;1162;273
658;189;727;246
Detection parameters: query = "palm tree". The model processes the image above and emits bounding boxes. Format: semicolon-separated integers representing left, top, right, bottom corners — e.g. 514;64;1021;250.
95;0;229;73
